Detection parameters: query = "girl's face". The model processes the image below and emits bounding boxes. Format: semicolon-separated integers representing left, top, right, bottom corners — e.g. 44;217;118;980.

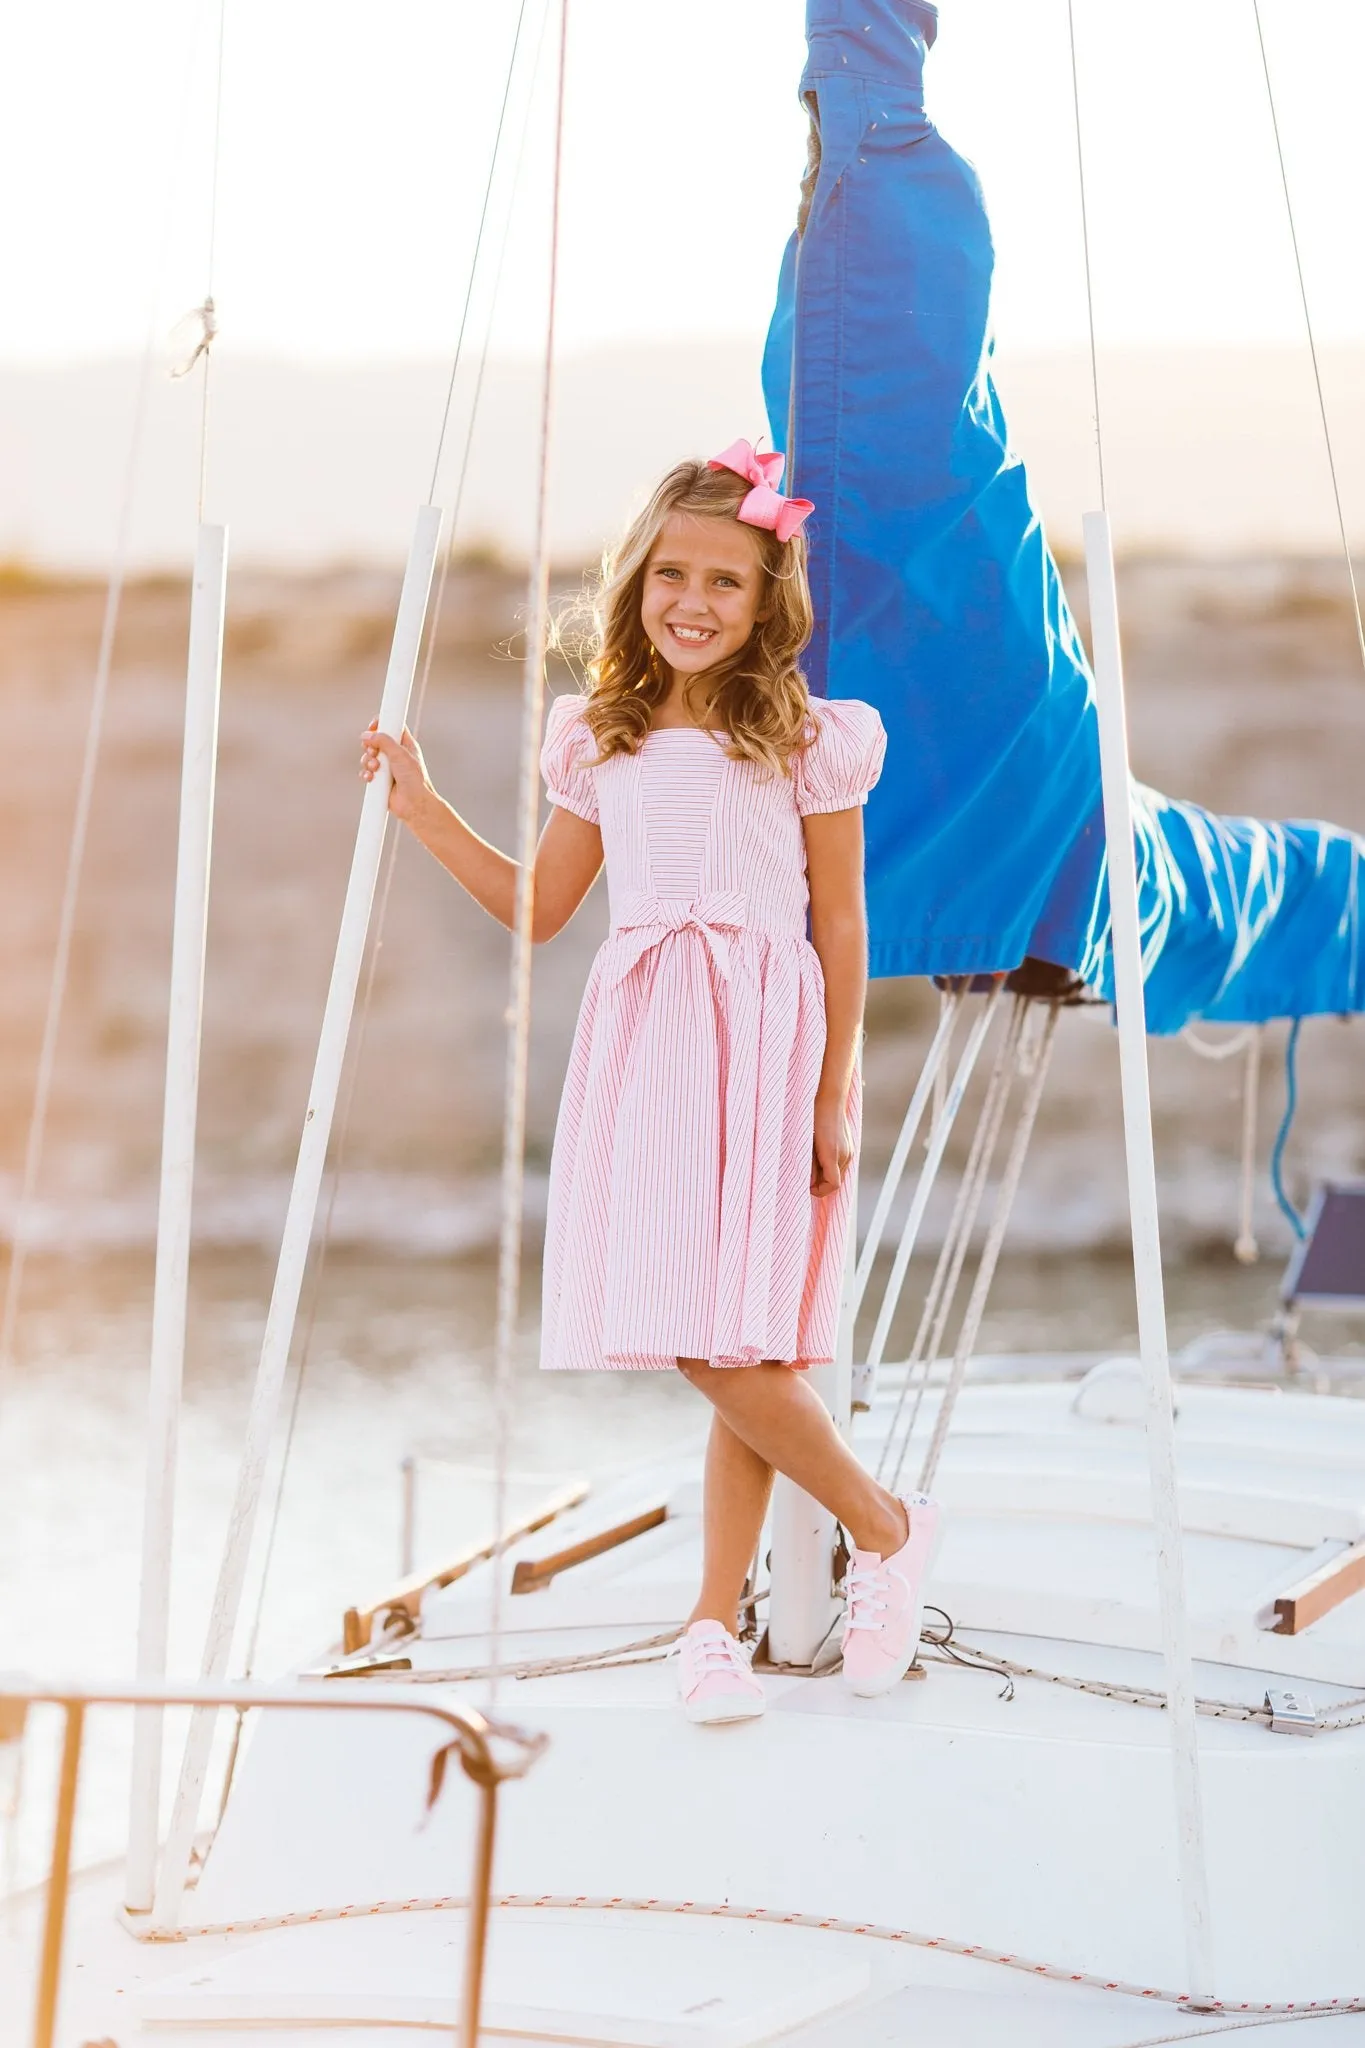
640;512;767;679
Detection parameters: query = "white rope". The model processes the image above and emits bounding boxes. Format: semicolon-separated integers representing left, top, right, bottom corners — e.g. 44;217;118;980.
927;986;951;1150
1180;1027;1257;1063
913;1004;1060;1493
1177;1026;1263;1261
1234;1029;1263;1264
142;1891;1365;2018
850;988;962;1319
355;1608;1365;1734
875;996;1024;1485
921;1630;1365;1733
1251;0;1365;683
486;0;570;1710
1117;2013;1357;2047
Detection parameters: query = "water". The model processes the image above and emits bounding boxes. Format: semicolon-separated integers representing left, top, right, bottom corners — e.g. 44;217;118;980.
0;1242;1356;1895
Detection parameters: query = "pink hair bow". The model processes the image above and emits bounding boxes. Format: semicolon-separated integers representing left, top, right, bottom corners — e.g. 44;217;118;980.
707;438;814;544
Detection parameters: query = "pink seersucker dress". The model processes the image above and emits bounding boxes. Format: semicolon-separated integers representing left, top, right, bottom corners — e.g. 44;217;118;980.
538;692;886;1372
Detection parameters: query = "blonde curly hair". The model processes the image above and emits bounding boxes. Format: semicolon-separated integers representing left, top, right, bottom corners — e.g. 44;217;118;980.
559;458;816;778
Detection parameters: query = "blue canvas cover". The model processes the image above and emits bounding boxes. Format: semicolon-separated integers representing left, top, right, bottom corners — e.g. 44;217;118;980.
763;0;1365;1032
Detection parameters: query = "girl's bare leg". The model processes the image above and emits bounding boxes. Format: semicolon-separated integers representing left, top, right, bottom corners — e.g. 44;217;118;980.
689;1411;773;1634
679;1358;907;1560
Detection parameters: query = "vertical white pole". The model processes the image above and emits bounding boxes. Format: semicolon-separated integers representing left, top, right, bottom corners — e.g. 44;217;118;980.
124;524;227;1914
1083;509;1215;2003
864;986;1003;1375
849;990;962;1319
151;504;444;1931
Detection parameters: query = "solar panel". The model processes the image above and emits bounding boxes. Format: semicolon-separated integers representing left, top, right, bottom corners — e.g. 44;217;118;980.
1282;1181;1365;1312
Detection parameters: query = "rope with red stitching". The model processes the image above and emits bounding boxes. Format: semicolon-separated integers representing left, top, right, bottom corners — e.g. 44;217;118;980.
144;1891;1365;2016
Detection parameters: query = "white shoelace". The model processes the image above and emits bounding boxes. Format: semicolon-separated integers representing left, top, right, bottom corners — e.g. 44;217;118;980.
844;1559;894;1635
676;1630;750;1679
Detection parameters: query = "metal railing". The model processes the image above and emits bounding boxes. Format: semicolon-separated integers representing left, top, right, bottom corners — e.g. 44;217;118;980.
0;1675;546;2048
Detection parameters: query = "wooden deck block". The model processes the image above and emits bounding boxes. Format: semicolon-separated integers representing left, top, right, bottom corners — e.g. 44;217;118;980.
1270;1538;1365;1635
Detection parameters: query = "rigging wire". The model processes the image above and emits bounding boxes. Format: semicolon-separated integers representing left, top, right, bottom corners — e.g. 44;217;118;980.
0;5;211;1394
485;0;571;1711
428;0;533;505
229;0;552;1697
198;0;228;521
1065;0;1106;512
1251;0;1365;682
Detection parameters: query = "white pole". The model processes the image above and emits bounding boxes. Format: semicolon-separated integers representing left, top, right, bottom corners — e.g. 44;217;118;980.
849;989;962;1319
124;524;227;1914
1083;508;1215;2003
864;985;1003;1375
151;504;444;1931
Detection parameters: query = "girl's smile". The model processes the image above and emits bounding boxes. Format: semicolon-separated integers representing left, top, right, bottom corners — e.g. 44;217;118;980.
641;511;767;679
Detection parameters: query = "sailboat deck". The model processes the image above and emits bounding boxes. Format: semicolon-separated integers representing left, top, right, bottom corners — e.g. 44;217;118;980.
8;1368;1365;2043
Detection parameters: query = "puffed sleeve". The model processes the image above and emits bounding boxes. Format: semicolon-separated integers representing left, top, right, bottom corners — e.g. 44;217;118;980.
540;693;599;824
793;698;887;816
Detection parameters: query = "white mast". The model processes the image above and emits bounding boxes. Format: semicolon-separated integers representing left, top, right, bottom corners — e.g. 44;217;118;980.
151;505;444;1931
1084;508;1215;2004
124;522;227;1914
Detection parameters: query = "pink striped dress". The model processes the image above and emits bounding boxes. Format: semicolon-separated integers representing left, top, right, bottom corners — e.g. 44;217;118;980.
539;694;886;1372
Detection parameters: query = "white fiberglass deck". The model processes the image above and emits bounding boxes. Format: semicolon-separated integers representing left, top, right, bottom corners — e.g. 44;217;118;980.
10;1370;1365;2045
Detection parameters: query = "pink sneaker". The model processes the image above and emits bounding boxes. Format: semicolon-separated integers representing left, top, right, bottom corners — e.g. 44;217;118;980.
840;1494;943;1697
672;1620;766;1724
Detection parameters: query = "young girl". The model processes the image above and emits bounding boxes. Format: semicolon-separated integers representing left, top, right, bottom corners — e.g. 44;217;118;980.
361;443;940;1723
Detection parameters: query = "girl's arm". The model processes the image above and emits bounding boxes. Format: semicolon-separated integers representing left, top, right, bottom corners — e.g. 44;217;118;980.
362;724;602;942
804;806;869;1197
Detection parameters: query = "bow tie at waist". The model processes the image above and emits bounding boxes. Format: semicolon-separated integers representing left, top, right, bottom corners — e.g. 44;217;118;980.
606;892;754;986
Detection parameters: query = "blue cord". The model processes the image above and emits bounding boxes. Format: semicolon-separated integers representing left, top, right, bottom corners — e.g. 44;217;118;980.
1270;1017;1307;1241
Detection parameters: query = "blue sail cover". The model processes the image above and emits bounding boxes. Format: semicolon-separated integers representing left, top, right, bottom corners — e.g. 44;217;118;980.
762;0;1365;1033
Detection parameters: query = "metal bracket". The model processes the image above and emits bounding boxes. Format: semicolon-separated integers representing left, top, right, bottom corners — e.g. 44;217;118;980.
1265;1686;1317;1735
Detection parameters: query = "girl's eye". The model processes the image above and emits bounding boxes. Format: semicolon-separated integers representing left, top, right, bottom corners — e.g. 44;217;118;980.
656;566;682;580
715;576;739;590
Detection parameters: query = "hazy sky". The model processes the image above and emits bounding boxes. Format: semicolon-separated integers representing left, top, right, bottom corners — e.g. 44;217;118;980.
3;0;1363;370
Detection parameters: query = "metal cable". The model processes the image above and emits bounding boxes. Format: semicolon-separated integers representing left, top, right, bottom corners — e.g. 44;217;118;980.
1252;0;1365;681
1066;0;1106;510
0;4;208;1393
229;0;553;1704
486;0;571;1709
197;0;227;522
427;0;533;504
